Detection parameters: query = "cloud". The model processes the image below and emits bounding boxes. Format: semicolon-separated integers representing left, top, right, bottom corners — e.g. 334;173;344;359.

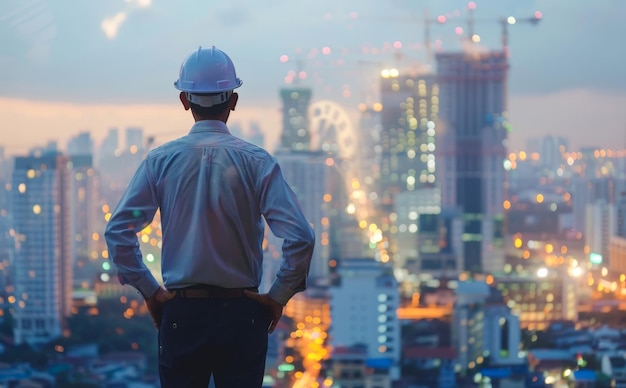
101;0;152;40
125;0;152;9
101;12;127;40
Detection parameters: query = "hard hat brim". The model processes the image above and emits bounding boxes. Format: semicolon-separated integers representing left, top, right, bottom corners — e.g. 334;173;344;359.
174;79;243;93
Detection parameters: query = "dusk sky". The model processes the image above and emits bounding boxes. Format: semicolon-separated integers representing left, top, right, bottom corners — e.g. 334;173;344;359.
1;0;625;155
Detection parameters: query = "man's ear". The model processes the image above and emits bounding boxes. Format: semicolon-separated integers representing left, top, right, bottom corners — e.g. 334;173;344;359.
179;92;190;111
229;92;239;111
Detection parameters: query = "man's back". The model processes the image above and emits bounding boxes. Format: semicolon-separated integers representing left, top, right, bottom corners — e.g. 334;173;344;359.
148;120;270;290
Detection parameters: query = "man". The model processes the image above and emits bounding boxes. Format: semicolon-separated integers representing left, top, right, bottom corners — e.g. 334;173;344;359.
104;46;315;387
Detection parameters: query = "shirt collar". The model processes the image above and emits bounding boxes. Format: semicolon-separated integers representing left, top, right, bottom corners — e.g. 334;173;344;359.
189;120;231;135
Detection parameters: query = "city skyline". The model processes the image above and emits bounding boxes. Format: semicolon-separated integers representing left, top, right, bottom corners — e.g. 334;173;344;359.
1;0;626;155
4;3;626;384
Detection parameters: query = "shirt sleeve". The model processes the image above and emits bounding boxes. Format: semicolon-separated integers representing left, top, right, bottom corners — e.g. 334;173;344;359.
104;159;160;298
258;159;315;306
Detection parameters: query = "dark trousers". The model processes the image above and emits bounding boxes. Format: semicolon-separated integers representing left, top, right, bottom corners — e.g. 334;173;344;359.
158;295;269;387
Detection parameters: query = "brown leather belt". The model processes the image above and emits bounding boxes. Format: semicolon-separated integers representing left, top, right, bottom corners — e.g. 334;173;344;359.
174;285;258;299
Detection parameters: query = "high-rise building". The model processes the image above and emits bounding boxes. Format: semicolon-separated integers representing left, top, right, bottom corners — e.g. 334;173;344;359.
493;272;578;330
68;155;100;289
609;236;626;280
572;177;614;236
453;281;524;373
356;104;383;195
526;135;568;173
0;150;13;296
279;87;312;152
616;188;626;238
97;128;119;169
436;51;509;274
67;132;94;156
580;147;603;179
379;71;439;208
271;151;343;281
97;130;144;209
248;121;265;149
586;199;616;267
12;151;73;344
329;258;401;367
125;127;144;154
391;187;441;268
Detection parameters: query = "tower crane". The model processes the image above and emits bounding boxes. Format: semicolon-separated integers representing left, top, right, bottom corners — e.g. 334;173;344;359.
463;2;542;57
384;11;449;68
377;4;542;61
358;11;449;68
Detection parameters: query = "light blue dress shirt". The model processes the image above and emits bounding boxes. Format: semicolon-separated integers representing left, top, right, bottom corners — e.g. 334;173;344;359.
104;120;315;306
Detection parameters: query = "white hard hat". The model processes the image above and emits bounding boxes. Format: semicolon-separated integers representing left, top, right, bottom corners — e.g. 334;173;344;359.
174;46;243;94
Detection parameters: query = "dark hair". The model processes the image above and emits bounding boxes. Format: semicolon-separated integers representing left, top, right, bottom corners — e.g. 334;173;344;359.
188;94;231;118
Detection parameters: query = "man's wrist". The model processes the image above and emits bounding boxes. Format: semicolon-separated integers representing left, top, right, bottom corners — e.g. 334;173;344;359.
138;286;159;300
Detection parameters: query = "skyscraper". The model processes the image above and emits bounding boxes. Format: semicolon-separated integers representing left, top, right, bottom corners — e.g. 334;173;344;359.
436;51;509;274
0;149;13;297
356;104;382;193
247;121;265;148
279;87;312;152
68;155;100;289
97;128;119;169
67;132;94;157
272;151;342;281
585;199;616;267
379;70;439;208
12;151;73;344
125;127;144;154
